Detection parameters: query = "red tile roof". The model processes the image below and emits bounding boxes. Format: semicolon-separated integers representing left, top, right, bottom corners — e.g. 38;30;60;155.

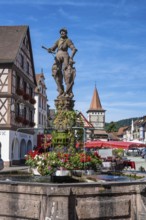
117;126;129;136
79;112;93;128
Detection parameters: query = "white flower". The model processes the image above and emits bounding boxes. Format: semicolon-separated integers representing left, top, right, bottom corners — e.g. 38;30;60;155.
37;161;42;165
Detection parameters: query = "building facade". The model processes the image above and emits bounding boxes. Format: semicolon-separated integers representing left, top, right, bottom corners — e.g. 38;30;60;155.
0;26;37;166
123;117;146;143
34;73;48;146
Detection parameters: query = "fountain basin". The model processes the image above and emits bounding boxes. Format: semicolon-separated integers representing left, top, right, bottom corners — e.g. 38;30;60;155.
0;175;146;219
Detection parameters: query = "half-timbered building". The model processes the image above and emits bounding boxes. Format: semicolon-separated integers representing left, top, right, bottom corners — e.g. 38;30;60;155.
0;26;37;166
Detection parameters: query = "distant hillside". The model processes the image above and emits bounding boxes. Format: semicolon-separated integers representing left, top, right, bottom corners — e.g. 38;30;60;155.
115;117;139;129
105;117;139;132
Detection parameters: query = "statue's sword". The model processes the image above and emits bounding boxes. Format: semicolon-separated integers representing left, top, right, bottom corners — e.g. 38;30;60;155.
42;46;56;54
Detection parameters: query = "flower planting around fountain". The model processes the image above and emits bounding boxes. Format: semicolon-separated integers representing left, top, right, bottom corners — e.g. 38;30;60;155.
25;149;102;176
24;106;102;179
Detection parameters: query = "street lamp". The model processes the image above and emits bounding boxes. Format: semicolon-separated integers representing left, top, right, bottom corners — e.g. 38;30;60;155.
72;126;87;170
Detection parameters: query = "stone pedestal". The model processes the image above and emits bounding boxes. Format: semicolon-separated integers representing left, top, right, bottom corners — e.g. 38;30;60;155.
54;97;75;111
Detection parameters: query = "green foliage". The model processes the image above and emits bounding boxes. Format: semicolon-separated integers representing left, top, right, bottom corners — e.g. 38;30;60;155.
53;110;77;130
112;149;124;158
139;166;145;172
105;117;139;131
105;121;118;132
52;110;84;149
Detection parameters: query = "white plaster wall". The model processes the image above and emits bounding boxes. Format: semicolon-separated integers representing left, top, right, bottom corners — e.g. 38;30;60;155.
17;132;34;148
0;130;10;161
0;130;34;163
0;70;8;93
3;68;9;73
34;95;39;127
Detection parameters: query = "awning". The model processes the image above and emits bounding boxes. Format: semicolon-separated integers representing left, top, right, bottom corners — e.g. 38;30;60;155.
85;140;103;148
84;141;146;150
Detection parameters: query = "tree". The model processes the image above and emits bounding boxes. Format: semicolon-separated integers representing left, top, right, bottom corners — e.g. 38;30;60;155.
105;121;118;133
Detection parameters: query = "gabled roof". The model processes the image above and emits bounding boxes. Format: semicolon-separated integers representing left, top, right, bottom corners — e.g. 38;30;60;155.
87;86;105;112
108;132;119;141
117;126;129;136
79;112;93;128
0;26;27;63
36;73;45;81
35;73;47;93
0;25;36;85
134;116;146;126
94;130;107;135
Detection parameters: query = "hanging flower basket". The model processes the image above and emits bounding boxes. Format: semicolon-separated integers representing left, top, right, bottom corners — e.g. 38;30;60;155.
29;121;35;127
16;88;24;96
23;93;30;100
23;119;29;125
29;98;36;104
15;116;24;123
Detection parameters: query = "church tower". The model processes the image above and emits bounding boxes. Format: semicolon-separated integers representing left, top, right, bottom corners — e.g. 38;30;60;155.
87;86;105;129
87;86;107;139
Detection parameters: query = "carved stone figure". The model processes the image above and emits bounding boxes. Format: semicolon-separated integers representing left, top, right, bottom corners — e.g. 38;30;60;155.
47;28;77;98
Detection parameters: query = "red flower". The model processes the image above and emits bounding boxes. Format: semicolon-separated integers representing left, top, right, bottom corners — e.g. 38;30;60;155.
94;151;101;158
27;150;39;159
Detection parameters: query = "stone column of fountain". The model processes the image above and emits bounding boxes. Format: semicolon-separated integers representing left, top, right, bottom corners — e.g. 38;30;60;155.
45;27;79;152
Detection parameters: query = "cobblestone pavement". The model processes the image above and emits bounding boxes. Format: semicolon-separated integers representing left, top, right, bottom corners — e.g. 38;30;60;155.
0;165;29;173
127;156;146;171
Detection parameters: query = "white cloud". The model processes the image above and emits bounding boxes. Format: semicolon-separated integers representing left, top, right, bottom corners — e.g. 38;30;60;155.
26;16;38;22
58;8;79;21
0;0;120;7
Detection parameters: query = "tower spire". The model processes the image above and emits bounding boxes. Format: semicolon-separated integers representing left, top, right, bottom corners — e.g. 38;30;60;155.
88;86;103;111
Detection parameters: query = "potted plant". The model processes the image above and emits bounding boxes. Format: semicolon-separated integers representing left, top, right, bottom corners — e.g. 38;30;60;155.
112;148;124;158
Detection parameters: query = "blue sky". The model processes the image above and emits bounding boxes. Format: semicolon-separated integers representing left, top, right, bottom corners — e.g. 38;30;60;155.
0;0;146;122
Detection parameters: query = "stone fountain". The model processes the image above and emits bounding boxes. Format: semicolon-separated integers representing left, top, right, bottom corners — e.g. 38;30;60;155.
1;28;146;220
